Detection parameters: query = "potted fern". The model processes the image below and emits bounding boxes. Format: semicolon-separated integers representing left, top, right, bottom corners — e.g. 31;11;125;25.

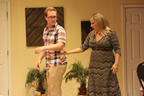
63;61;89;96
25;67;47;96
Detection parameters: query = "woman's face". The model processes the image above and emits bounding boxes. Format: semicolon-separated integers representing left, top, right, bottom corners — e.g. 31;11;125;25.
90;18;97;31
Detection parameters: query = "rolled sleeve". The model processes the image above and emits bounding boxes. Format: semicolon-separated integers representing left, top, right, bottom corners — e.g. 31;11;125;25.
80;31;92;51
57;27;66;44
110;31;121;56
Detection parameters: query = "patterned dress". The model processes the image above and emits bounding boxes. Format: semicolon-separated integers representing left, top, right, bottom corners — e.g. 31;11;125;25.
80;30;121;96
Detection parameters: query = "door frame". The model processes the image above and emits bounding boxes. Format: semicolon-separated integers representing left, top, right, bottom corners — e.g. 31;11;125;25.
122;4;144;96
0;0;12;96
8;1;12;96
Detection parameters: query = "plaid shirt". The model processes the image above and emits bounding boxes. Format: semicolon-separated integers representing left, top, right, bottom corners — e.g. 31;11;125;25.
43;22;67;69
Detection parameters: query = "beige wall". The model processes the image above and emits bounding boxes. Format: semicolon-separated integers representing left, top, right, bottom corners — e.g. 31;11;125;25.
11;0;144;96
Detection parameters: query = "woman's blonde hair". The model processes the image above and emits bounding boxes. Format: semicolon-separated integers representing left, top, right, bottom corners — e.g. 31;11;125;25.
44;7;57;17
90;13;110;36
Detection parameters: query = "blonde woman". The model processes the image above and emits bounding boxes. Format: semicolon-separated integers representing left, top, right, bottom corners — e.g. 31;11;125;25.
65;13;121;96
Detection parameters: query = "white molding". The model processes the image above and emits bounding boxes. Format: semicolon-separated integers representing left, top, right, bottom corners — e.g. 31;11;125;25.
122;5;127;96
0;0;9;3
7;1;12;96
122;4;144;96
123;4;144;8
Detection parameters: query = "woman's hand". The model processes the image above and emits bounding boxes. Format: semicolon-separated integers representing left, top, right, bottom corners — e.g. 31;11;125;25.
63;50;70;55
111;63;119;74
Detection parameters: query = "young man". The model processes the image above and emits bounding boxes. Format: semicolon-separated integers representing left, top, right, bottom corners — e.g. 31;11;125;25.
34;7;67;96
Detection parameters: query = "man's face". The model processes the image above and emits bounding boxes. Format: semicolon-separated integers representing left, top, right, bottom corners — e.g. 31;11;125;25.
45;11;57;27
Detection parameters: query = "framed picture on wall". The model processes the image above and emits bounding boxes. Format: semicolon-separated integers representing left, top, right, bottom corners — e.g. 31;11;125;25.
81;21;92;44
25;7;64;46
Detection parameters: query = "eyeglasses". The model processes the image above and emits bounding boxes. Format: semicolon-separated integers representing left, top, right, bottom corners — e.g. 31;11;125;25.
47;16;57;19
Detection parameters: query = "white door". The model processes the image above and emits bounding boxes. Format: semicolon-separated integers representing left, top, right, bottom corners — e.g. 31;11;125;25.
0;2;9;96
126;7;144;96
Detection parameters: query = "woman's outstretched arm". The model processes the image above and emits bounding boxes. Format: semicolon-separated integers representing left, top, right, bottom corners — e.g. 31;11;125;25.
64;48;83;55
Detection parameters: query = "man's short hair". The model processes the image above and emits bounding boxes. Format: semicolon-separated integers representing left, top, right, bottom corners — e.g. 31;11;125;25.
44;7;57;17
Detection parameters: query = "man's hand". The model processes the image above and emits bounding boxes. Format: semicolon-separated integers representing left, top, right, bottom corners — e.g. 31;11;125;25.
36;60;41;70
35;47;42;54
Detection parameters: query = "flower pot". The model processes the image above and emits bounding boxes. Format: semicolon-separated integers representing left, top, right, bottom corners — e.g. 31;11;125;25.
35;94;46;96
